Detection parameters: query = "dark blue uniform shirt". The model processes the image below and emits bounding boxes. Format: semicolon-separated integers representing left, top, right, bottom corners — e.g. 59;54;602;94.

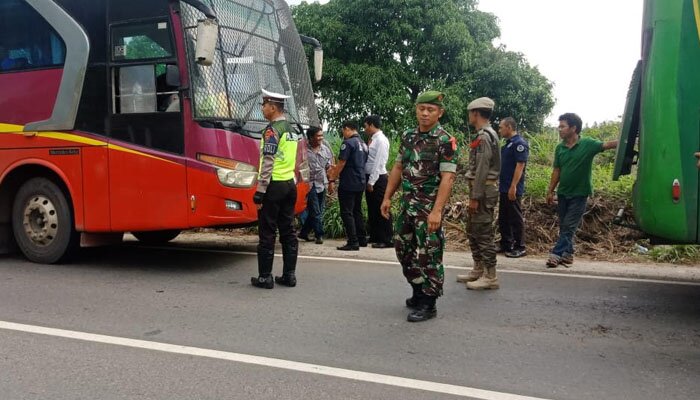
338;133;368;192
499;134;529;195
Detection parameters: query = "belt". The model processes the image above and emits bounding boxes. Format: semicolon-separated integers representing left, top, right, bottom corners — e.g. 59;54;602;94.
468;179;497;185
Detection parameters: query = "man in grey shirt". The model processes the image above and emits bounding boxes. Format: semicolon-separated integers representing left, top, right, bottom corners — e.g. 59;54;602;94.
364;115;393;248
299;127;334;244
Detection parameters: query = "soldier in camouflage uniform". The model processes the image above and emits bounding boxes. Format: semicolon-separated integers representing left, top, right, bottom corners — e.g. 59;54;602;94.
457;97;501;290
381;90;459;322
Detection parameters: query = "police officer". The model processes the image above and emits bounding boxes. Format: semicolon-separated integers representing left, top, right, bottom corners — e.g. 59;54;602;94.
381;91;459;322
251;89;301;289
459;97;501;290
333;121;369;251
497;117;528;258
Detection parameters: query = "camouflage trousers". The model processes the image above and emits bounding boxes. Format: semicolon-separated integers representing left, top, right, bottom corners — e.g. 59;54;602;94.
467;184;499;269
394;212;445;297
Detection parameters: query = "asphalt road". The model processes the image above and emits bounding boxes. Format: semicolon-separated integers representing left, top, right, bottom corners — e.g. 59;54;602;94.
0;243;699;400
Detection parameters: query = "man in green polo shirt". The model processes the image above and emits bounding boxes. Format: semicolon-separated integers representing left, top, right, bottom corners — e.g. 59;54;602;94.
545;113;618;268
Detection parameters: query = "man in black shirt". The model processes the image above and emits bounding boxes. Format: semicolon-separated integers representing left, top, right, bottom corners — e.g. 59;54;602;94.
331;121;369;250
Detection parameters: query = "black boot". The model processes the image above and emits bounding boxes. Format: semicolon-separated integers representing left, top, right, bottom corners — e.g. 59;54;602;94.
275;242;298;287
252;247;275;289
407;294;437;322
405;283;422;309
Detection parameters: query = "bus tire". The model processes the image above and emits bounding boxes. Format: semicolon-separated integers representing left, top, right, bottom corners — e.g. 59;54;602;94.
132;230;181;244
12;178;78;264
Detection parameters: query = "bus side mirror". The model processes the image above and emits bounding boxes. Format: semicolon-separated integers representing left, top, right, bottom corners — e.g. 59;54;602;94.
166;65;181;87
313;48;323;82
195;18;218;66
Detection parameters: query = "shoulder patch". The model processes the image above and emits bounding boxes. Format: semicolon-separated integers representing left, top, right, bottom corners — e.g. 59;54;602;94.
340;143;347;151
516;145;525;152
449;136;457;151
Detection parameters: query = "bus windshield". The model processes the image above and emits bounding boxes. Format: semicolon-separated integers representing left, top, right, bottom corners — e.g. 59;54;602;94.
180;0;319;136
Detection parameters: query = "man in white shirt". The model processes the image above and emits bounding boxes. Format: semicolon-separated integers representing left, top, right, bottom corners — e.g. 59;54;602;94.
364;115;393;248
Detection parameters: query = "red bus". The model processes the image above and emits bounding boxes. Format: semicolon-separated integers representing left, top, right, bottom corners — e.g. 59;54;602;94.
0;0;321;263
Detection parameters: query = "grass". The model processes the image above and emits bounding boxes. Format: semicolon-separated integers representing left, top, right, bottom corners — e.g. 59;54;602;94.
647;245;700;264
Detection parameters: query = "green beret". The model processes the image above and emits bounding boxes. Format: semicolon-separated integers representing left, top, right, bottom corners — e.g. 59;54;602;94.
416;90;446;107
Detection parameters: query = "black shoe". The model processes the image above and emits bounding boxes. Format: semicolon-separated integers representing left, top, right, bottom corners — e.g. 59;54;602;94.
251;275;274;289
405;284;422;309
371;242;392;249
315;236;324;244
337;244;359;251
407;296;437;322
275;274;297;287
505;249;527;258
358;241;368;248
298;233;313;242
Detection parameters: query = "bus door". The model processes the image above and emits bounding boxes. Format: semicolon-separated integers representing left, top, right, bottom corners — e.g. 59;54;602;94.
107;18;189;231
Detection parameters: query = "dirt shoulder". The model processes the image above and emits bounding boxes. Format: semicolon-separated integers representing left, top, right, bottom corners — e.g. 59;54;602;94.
167;231;700;283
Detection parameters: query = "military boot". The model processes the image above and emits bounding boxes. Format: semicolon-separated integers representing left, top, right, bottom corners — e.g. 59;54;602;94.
407;294;437;322
275;242;298;287
456;262;483;283
252;247;275;289
466;266;499;290
405;283;422;309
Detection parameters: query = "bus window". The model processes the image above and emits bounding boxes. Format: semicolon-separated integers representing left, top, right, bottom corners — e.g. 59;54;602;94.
118;65;157;114
113;63;180;114
0;0;66;72
111;21;173;61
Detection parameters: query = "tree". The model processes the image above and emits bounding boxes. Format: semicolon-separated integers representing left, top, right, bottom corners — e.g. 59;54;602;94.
292;0;554;135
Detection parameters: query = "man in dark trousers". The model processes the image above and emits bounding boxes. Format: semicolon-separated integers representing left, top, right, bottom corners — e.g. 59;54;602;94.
363;115;393;248
251;89;302;289
332;121;368;251
381;90;459;322
497;117;528;258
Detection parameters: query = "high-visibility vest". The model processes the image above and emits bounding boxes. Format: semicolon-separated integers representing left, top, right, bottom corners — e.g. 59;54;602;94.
260;119;300;181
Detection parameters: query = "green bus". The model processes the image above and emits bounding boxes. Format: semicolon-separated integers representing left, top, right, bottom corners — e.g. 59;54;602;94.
614;0;700;244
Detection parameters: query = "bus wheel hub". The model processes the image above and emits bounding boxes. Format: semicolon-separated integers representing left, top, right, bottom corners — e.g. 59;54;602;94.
22;196;58;246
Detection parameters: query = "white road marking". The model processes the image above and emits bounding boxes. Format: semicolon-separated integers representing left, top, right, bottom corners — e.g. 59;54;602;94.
0;320;550;400
145;245;700;286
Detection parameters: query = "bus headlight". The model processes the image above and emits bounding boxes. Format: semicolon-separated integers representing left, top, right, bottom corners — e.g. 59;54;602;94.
197;154;258;188
216;167;257;187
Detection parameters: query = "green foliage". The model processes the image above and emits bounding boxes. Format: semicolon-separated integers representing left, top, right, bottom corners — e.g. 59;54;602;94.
292;0;554;134
647;245;700;264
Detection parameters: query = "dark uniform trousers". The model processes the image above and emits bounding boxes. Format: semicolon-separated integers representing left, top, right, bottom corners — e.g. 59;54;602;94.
257;179;298;276
338;189;367;246
365;174;393;244
498;192;525;251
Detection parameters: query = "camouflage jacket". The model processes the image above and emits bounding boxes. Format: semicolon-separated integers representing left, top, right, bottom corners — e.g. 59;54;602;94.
398;124;458;216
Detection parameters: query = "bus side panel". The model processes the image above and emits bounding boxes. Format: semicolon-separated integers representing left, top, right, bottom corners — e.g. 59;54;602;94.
108;145;189;231
680;0;700;243
0;69;62;126
634;0;695;242
81;146;111;231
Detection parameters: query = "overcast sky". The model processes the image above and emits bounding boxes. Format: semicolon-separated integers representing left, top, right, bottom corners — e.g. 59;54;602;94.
288;0;643;125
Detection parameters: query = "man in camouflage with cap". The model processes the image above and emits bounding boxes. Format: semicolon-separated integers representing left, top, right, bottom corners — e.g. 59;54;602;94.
381;90;459;322
457;97;501;290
